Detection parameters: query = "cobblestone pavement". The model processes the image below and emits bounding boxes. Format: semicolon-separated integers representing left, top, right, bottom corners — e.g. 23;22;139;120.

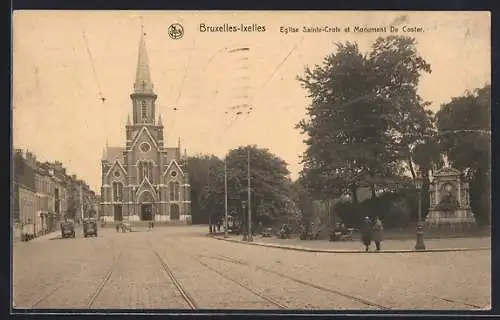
13;225;491;310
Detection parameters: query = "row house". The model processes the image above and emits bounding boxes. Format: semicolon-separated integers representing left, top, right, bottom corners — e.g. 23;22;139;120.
67;175;97;222
12;149;37;237
12;149;97;238
39;161;70;232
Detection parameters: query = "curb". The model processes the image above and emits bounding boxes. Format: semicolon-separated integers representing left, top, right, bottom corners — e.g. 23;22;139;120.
32;232;61;242
211;236;490;254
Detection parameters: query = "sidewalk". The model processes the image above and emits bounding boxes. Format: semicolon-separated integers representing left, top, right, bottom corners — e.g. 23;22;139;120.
13;230;61;245
211;234;491;253
31;230;61;242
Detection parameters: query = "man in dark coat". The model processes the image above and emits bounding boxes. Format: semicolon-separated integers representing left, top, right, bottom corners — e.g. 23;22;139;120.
360;217;373;251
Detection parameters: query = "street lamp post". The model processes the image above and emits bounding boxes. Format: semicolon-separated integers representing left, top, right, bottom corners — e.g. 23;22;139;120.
414;173;426;251
241;200;247;241
224;155;228;238
247;148;253;242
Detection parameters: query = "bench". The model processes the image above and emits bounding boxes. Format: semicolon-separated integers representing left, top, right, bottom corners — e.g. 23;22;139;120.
300;230;320;240
330;228;354;241
261;227;273;237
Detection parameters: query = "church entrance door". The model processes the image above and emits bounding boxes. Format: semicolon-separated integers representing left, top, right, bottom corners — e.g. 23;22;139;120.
114;205;123;222
170;204;180;220
141;204;153;221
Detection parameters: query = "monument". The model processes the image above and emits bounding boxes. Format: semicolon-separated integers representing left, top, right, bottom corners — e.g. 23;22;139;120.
425;165;476;230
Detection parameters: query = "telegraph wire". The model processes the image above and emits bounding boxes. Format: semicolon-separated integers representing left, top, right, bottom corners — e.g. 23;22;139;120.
213;38;305;141
247;36;305;108
81;26;105;103
80;20;108;156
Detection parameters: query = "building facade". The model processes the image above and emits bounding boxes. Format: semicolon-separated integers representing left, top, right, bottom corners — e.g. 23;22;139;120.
34;162;52;235
12;149;96;239
13;150;37;237
100;31;191;224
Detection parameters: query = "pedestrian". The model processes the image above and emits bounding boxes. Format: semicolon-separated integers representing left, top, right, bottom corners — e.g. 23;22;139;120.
360;216;373;251
116;223;120;232
372;216;384;251
217;220;221;232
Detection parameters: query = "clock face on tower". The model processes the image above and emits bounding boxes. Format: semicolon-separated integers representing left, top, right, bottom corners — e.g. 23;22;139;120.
140;142;151;153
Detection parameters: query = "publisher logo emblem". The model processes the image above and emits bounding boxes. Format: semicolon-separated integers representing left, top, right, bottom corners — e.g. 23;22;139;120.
168;23;184;40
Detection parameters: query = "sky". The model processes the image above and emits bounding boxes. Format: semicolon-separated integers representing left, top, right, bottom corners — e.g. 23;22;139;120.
13;11;490;192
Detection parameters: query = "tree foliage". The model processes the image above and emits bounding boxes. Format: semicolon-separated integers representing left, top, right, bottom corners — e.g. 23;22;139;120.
203;145;295;226
185;154;224;224
297;36;433;201
435;84;491;224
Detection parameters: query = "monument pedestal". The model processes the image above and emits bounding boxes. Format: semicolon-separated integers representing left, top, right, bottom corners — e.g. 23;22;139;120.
425;208;476;232
425;166;476;232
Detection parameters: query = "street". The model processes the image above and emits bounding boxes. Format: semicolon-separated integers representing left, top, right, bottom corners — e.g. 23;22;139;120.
13;225;490;310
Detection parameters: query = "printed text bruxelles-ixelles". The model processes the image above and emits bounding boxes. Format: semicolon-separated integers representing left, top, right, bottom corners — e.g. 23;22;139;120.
199;23;266;33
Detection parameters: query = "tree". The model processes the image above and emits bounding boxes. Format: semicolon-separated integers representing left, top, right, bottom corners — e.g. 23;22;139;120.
185;155;224;224
297;36;433;202
290;177;314;229
208;145;294;227
435;84;491;225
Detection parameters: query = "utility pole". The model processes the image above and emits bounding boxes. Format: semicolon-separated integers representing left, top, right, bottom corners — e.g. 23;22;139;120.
247;147;252;242
224;155;228;238
80;183;84;223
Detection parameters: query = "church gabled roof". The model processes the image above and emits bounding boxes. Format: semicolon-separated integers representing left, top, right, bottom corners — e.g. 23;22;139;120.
102;147;125;162
129;126;160;151
162;159;185;178
165;147;180;162
105;159;128;178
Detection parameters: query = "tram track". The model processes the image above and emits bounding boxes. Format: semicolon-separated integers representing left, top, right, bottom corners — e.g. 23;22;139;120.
147;240;198;309
433;296;485;309
195;257;288;309
201;253;390;310
206;252;489;311
86;252;122;308
166;237;391;310
30;278;72;308
30;251;122;309
155;238;287;309
227;253;389;309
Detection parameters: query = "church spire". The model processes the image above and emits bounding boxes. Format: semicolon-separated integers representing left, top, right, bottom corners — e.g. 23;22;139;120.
157;114;163;126
133;24;154;93
127;114;131;126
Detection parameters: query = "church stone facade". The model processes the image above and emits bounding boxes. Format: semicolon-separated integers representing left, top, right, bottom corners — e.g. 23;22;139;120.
100;31;191;224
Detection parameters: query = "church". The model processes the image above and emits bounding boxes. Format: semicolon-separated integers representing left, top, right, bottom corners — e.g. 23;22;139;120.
100;30;191;224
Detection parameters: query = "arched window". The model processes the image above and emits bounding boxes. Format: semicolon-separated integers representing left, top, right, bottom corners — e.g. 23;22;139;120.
138;161;152;182
112;182;123;202
185;185;190;202
169;181;175;201
138;162;143;181
141;100;148;121
174;182;180;201
148;163;153;181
